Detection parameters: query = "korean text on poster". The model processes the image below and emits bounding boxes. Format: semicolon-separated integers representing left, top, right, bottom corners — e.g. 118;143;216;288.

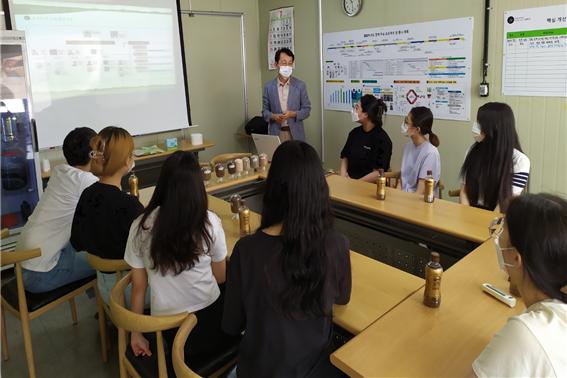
323;17;474;121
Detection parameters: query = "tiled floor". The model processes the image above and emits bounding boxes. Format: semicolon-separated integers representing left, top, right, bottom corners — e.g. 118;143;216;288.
1;292;119;378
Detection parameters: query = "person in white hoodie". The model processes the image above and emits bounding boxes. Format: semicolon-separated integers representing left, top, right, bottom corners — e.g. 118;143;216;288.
18;127;98;293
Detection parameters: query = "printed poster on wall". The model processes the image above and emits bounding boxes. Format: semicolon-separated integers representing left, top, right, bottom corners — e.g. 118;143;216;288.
323;17;474;121
268;7;294;70
502;5;567;97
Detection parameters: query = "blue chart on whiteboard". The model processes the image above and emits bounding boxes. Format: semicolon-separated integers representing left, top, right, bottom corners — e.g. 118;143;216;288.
323;17;474;121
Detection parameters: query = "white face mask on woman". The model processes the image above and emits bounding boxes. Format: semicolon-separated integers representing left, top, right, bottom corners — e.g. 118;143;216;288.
401;121;409;136
472;121;484;142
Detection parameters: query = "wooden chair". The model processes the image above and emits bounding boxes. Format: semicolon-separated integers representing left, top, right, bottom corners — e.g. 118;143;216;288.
383;171;446;199
171;315;200;378
110;273;240;378
448;188;461;198
384;171;401;188
210;153;251;166
86;253;130;366
109;272;189;378
438;180;445;200
0;248;96;378
171;310;238;378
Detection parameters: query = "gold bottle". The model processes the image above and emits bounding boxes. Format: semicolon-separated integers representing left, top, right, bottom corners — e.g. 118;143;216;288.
424;170;434;203
128;172;139;198
423;252;443;308
376;168;386;200
239;205;251;236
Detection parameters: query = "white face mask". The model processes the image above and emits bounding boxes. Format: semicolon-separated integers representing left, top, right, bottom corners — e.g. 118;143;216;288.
472;121;484;142
401;121;409;136
493;237;515;272
351;108;359;123
279;65;292;78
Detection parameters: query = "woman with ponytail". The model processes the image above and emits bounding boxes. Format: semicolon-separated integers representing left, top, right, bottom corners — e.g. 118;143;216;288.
340;94;392;182
71;126;143;302
399;106;441;196
222;140;352;377
473;193;567;377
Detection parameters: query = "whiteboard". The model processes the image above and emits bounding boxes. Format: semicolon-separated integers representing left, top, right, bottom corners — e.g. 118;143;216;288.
502;5;567;97
323;17;474;121
8;0;191;149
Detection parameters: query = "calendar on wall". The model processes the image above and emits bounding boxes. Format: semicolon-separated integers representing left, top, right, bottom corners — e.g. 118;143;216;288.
502;5;567;97
268;7;294;70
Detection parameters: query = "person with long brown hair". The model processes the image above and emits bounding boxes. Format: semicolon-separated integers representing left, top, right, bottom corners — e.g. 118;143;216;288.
222;141;351;377
125;151;236;365
460;102;530;212
71;126;143;303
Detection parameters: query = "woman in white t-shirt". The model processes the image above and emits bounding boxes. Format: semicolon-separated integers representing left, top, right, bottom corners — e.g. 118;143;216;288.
124;151;235;364
460;102;530;212
473;193;567;377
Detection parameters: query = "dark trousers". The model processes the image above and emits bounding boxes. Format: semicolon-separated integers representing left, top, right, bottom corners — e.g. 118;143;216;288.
163;284;240;366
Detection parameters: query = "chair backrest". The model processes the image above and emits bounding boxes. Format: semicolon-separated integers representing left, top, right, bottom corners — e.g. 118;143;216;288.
172;314;200;378
384;171;400;188
86;253;129;280
1;249;41;268
109;272;189;378
438;180;445;200
210;153;251;166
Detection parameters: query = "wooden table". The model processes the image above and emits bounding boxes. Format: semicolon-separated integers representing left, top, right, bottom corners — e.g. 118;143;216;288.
326;174;497;244
138;173;264;206
334;252;423;335
41;139;214;179
331;240;525;377
139;185;424;335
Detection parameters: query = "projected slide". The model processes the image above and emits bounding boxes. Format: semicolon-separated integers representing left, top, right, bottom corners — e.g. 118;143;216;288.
10;0;190;149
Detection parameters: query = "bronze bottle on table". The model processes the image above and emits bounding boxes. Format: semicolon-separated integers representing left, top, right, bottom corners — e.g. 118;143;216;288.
424;170;435;203
376;168;386;200
423;252;443;308
128;172;139;198
239;204;251;236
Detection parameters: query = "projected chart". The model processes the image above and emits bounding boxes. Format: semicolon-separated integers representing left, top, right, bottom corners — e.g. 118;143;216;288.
16;9;176;97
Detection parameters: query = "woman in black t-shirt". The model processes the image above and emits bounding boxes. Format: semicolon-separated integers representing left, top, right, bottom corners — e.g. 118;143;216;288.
222;140;352;378
340;94;392;181
71;126;143;303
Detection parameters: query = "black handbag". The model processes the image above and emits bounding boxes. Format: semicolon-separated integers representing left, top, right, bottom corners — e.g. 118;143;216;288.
244;116;268;135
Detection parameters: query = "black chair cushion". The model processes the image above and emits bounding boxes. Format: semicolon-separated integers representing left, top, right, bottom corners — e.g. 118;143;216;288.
1;275;96;313
189;336;239;377
126;332;240;378
125;336;167;378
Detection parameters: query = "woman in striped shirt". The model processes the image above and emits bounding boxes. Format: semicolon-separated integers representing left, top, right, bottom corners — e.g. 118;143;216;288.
460;102;530;212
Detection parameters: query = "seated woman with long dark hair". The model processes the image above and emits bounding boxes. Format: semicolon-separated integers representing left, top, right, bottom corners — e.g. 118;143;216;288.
125;151;232;362
473;193;566;377
222;140;352;377
460;102;530;212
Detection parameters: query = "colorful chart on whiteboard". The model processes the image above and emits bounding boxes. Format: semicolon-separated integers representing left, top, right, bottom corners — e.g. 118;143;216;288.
323;17;474;121
502;5;567;97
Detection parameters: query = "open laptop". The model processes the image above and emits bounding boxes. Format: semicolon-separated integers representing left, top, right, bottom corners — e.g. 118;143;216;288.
251;133;281;161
